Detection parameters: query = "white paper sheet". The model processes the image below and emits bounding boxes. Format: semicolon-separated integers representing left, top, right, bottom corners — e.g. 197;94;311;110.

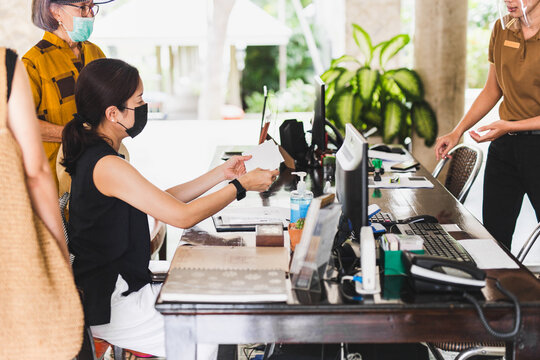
441;224;462;232
244;140;284;172
458;239;519;269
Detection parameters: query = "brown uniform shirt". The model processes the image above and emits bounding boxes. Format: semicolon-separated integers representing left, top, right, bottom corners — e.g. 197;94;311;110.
489;17;540;121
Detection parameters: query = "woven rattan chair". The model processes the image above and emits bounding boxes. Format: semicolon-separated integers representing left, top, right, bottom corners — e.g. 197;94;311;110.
59;192;75;264
432;144;483;204
149;218;167;260
427;342;505;360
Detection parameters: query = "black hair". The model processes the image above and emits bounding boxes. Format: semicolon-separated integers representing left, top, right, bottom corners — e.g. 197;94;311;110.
62;58;140;175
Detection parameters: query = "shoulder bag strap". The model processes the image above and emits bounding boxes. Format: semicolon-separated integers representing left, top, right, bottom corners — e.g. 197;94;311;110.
0;47;6;130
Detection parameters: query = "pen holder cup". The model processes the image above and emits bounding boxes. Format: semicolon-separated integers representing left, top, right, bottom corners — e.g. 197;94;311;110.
288;224;303;252
380;248;424;275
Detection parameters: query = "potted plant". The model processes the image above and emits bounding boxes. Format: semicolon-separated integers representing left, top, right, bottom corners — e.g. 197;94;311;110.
322;24;438;146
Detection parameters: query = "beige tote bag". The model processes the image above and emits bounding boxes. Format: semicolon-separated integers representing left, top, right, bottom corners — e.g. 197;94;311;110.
0;47;84;359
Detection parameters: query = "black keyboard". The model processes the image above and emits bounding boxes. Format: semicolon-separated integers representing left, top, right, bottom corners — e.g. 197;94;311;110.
370;211;397;225
396;222;474;263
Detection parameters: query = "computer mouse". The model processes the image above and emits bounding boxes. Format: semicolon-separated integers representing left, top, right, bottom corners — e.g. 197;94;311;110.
370;144;392;153
399;214;439;224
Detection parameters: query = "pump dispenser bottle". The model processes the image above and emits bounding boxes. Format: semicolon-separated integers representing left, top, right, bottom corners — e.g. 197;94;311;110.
290;171;313;223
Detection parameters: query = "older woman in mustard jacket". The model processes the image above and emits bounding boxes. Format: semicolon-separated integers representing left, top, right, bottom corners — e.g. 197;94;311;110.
23;0;125;194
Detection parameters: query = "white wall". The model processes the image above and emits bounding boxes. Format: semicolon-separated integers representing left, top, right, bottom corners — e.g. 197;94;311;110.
0;0;42;55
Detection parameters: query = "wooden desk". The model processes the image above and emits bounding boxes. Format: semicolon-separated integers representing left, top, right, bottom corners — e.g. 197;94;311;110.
156;155;540;360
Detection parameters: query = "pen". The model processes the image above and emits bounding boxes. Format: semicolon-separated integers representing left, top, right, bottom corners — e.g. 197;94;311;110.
259;86;269;144
260;85;268;133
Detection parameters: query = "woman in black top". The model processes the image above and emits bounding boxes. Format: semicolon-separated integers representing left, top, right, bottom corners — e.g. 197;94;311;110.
61;58;278;357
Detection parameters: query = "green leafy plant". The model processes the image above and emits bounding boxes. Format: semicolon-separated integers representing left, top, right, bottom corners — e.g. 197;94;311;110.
321;24;438;146
245;79;314;114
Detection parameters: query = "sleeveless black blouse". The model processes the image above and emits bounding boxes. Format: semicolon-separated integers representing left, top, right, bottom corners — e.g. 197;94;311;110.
68;140;151;325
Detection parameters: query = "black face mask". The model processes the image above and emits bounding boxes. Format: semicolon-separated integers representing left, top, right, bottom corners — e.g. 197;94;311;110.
118;103;148;138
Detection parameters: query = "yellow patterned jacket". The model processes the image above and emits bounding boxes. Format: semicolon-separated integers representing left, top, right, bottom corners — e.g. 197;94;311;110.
22;32;105;187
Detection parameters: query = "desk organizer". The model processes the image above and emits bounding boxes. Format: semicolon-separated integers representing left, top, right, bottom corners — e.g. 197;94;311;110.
380;248;424;275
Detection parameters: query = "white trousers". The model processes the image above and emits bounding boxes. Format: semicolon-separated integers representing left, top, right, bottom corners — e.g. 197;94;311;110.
91;275;218;359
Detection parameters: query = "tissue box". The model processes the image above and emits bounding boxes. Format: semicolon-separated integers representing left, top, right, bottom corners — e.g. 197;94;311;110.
256;224;284;247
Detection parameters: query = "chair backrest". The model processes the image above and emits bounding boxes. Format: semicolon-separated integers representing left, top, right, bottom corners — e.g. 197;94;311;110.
432;144;483;204
517;222;540;263
150;218;167;260
59;192;75;264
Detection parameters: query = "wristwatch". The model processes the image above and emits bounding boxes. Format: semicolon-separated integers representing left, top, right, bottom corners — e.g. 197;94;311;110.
229;179;246;201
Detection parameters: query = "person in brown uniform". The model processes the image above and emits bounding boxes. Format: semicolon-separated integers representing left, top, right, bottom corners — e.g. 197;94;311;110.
435;0;540;250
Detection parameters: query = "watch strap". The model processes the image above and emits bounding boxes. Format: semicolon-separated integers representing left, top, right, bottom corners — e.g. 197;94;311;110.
229;179;246;201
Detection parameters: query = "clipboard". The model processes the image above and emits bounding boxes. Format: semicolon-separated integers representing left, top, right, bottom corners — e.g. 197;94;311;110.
212;206;290;232
212;215;288;232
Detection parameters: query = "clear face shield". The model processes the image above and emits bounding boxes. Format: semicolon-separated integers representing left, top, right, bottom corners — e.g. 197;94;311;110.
498;0;539;29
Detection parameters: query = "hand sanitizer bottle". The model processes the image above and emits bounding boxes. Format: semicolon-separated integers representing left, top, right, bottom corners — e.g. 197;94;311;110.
290;171;313;224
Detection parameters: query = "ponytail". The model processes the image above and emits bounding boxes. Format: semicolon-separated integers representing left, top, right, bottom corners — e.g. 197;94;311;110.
61;113;105;175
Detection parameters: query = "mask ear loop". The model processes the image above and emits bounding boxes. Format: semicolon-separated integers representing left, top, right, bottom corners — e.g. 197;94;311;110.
116;121;129;131
498;0;507;29
58;7;70;31
521;0;531;27
110;109;129;132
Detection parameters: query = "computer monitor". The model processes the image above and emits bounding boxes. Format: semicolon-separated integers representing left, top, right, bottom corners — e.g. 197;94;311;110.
311;76;326;154
335;123;369;238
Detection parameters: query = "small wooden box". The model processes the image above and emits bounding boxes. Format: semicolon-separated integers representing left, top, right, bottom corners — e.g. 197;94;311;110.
256;224;284;247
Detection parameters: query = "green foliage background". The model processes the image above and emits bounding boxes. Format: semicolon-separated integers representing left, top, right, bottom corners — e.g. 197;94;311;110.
467;1;497;88
242;0;314;110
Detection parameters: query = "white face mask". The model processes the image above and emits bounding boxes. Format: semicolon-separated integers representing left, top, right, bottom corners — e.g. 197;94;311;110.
59;6;95;42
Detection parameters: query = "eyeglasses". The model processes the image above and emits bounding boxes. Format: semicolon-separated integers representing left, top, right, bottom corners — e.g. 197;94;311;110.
64;3;99;17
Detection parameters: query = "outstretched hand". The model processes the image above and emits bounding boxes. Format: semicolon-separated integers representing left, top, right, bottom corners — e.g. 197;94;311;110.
434;132;460;161
239;168;280;192
469;120;512;143
222;155;252;180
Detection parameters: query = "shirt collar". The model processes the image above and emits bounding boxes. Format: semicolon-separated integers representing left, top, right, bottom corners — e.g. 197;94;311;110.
43;31;84;50
503;17;540;40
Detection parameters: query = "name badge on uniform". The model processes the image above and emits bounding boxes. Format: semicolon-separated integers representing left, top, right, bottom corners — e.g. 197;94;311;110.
504;40;520;49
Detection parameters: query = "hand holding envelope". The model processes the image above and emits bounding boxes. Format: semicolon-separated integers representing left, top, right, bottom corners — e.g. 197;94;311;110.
244;140;284;172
